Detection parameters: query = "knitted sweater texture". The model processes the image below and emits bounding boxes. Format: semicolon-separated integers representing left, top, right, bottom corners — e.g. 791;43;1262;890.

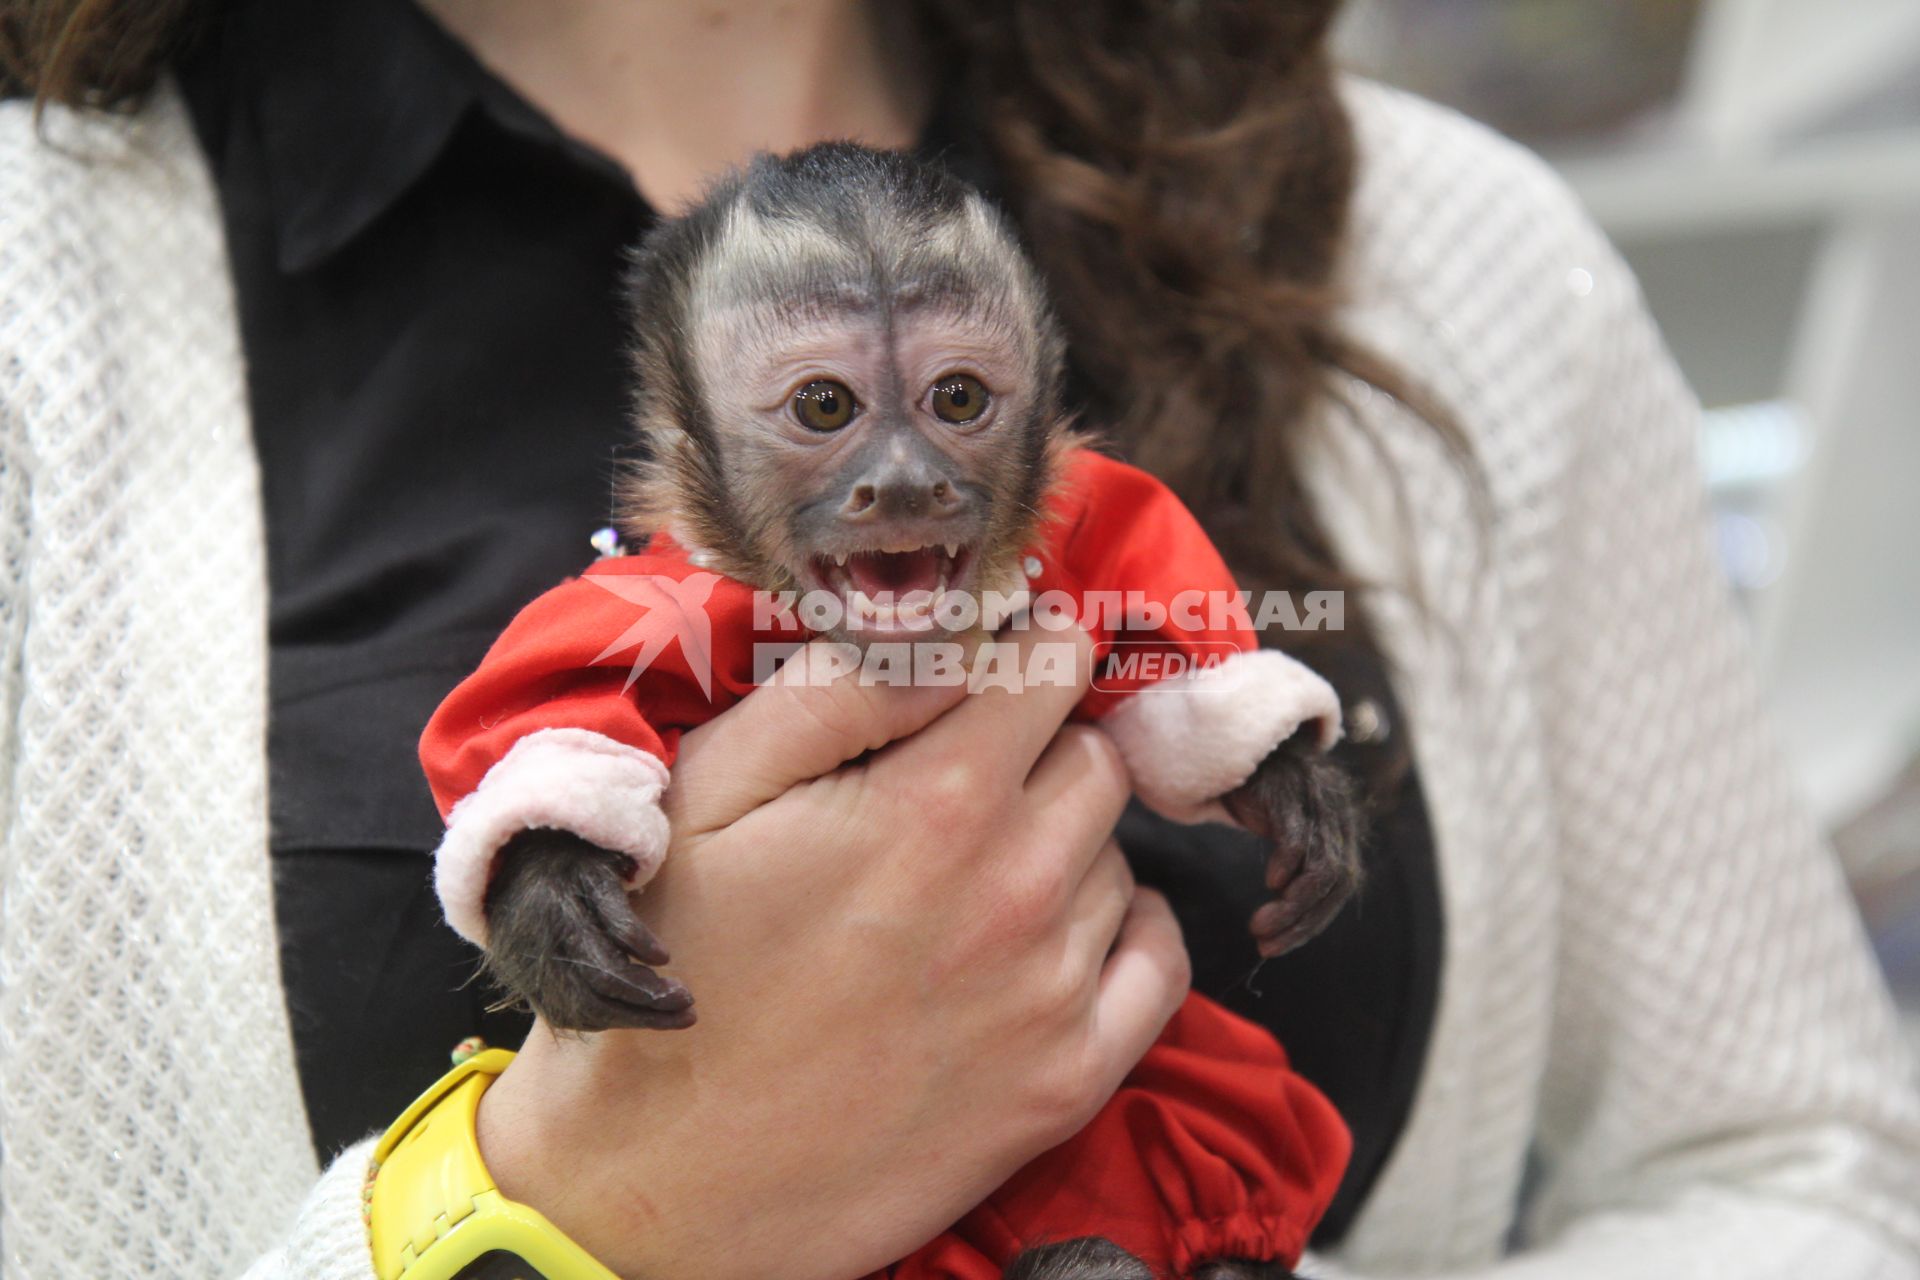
1;79;1915;1280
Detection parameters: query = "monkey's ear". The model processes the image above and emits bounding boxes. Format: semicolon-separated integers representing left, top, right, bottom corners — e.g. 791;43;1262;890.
1100;648;1340;826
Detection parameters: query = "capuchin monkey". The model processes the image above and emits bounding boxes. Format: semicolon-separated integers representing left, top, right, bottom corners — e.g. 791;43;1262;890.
477;144;1358;1280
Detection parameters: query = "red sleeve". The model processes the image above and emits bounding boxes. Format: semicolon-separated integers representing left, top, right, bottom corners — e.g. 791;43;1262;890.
874;994;1351;1280
1048;448;1259;709
1034;450;1342;821
419;550;767;945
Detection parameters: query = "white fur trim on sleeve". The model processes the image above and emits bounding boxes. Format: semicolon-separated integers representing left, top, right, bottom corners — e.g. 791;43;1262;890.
434;728;673;947
1102;648;1341;823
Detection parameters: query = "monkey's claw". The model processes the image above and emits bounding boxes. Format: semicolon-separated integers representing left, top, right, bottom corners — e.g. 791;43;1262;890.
482;829;696;1032
1221;736;1362;959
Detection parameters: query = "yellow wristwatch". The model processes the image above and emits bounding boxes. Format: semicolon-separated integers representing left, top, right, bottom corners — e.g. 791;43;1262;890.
365;1048;620;1280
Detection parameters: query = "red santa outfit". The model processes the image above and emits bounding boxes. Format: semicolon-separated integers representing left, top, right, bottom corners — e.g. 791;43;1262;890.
419;446;1349;1272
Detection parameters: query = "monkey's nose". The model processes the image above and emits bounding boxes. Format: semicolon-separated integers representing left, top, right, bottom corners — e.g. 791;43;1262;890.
842;475;966;521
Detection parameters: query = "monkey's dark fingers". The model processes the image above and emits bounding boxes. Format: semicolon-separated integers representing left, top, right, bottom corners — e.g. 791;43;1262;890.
1250;857;1353;958
1223;734;1363;956
570;925;696;1032
495;904;696;1033
483;828;696;1033
603;907;672;969
570;989;696;1033
578;853;673;969
1260;823;1309;894
1250;788;1362;957
1221;743;1319;875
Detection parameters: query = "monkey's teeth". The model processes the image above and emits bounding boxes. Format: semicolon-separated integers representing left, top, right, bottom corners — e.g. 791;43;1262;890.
833;552;848;567
944;542;959;560
846;587;940;628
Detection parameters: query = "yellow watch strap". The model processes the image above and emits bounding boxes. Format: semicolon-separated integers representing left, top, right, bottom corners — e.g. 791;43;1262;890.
366;1048;621;1280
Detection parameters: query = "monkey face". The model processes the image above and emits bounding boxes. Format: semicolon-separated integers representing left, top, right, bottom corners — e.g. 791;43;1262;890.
623;145;1069;646
703;301;1046;641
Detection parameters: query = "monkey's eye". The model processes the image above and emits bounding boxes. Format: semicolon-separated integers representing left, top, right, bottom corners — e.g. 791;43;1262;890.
792;380;857;432
930;374;990;425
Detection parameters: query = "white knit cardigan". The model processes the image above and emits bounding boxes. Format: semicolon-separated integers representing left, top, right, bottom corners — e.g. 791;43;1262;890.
1;77;1916;1280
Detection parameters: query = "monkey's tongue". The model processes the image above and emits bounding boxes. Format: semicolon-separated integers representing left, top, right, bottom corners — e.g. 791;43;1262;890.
846;548;945;599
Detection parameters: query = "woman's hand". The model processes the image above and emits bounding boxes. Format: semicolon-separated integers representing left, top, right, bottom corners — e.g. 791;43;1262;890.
475;627;1191;1280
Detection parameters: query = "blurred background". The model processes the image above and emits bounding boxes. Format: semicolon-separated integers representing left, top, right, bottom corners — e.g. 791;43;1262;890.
1337;0;1920;1048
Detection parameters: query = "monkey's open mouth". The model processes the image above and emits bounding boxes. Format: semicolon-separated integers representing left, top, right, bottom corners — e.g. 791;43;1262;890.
807;542;974;632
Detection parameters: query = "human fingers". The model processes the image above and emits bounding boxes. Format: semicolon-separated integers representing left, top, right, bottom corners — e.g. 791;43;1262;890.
1063;839;1136;988
899;623;1096;791
1087;889;1190;1089
1011;725;1131;889
668;638;968;833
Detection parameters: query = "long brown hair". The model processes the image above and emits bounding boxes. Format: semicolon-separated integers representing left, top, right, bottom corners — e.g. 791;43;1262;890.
1;0;196;109
5;0;1463;668
925;2;1463;606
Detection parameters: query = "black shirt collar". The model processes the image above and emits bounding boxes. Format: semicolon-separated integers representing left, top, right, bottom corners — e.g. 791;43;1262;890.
183;0;984;275
190;0;590;273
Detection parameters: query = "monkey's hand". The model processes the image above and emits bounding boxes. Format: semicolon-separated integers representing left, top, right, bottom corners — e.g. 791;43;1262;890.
1221;734;1361;958
481;828;695;1032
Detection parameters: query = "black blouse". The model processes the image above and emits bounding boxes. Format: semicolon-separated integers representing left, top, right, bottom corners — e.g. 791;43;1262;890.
174;0;1440;1244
